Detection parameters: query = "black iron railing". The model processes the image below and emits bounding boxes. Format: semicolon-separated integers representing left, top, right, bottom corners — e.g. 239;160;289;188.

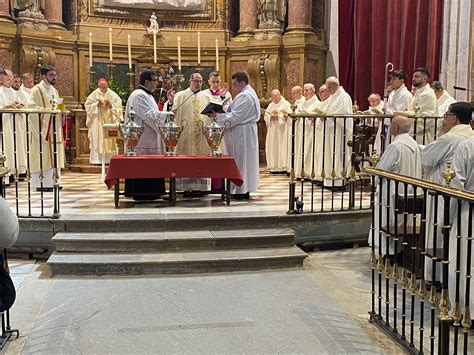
366;166;474;354
287;113;443;214
0;108;63;218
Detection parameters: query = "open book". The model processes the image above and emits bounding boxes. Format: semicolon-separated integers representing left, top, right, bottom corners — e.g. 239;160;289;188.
200;97;231;115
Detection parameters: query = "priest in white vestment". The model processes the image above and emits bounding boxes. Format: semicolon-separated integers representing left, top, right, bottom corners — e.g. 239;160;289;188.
369;116;422;255
20;73;34;97
422;102;474;282
0;70;27;176
294;84;321;179
84;78;123;164
202;71;232;107
320;77;353;188
312;84;331;180
215;72;260;198
381;70;413;151
12;74;29;174
264;89;291;172
365;93;385;154
286;86;305;174
448;136;474;316
409;68;439;144
432;81;456;116
172;73;211;192
26;65;65;191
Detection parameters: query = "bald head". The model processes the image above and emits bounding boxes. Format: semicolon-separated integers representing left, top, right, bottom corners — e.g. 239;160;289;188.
391;115;413;136
318;84;330;101
270;89;282;103
3;69;13;88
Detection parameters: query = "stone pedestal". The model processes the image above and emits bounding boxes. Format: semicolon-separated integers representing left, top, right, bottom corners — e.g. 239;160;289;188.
287;0;313;32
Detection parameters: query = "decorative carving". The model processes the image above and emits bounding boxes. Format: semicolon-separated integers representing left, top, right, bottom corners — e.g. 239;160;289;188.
257;0;286;29
19;45;56;83
12;0;45;19
147;12;160;34
248;53;280;106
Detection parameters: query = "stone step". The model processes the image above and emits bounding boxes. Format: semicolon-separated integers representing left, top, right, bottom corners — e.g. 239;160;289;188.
47;246;308;275
52;228;295;253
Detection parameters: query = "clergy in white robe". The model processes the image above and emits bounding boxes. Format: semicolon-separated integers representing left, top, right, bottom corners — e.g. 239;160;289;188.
409;68;439;145
286;86;304;174
313;84;331;180
20;73;34;96
448;136;474;316
85;79;123;164
422;102;474;281
12;75;29;174
321;77;353;187
365;93;386;154
294;84;321;179
369;116;422;255
264;89;291;172
382;70;413;151
215;72;260;197
172;73;212;191
26;65;65;189
0;70;27;176
432;81;456;116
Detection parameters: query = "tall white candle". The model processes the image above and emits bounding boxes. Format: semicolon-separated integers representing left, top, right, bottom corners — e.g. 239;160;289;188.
177;36;181;71
127;35;132;69
153;32;157;64
197;31;201;64
108;27;113;62
215;39;219;72
88;32;93;68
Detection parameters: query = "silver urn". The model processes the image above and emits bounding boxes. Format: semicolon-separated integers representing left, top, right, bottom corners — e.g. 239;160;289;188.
155;115;187;156
198;118;231;157
120;106;144;156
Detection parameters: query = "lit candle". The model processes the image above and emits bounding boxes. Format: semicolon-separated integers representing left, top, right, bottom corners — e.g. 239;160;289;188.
215;39;219;72
153;31;157;64
108;27;113;62
88;32;93;68
197;31;201;64
177;36;181;71
127;35;132;69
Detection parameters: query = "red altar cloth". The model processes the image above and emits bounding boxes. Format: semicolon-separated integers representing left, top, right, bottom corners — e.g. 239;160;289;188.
104;155;244;189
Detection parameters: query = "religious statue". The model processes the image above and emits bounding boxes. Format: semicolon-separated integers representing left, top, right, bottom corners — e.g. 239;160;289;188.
147;12;160;33
12;0;45;19
257;0;286;29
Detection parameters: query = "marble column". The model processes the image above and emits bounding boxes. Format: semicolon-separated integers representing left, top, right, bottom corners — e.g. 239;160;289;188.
0;0;12;21
287;0;313;32
44;0;64;28
237;0;258;38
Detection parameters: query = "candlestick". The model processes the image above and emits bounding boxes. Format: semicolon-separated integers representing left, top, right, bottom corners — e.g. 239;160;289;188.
197;31;201;64
88;32;93;68
153;31;157;64
177;36;181;71
109;27;113;62
127;35;132;69
215;39;219;72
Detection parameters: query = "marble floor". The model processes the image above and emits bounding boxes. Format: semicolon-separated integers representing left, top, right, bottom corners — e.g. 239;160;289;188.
4;169;371;218
4;247;405;354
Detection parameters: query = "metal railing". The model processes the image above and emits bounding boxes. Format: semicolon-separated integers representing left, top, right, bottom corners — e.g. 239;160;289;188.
366;166;474;354
287;113;444;214
0;108;64;218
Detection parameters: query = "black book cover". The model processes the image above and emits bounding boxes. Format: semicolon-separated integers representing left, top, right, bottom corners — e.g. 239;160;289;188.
201;102;224;115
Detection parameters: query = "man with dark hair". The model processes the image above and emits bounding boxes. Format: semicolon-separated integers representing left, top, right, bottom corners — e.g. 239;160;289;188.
421;102;474;283
26;65;64;191
123;69;172;200
203;71;232;105
431;80;456;115
213;71;260;199
409;67;438;144
377;69;413;151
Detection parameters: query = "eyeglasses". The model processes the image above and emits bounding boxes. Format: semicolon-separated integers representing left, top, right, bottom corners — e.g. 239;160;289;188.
444;112;455;118
191;80;203;83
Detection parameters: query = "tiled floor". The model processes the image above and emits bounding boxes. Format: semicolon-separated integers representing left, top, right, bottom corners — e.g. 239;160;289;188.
4;169;371;217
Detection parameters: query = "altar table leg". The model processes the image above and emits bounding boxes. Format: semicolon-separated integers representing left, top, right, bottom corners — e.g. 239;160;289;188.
170;177;176;206
221;178;225;201
114;181;120;208
226;179;230;205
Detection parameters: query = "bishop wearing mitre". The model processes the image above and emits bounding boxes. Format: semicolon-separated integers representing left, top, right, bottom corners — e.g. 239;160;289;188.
172;72;211;192
84;78;122;165
264;89;291;172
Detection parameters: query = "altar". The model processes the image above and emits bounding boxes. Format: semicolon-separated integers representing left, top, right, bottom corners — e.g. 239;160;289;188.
104;154;243;206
